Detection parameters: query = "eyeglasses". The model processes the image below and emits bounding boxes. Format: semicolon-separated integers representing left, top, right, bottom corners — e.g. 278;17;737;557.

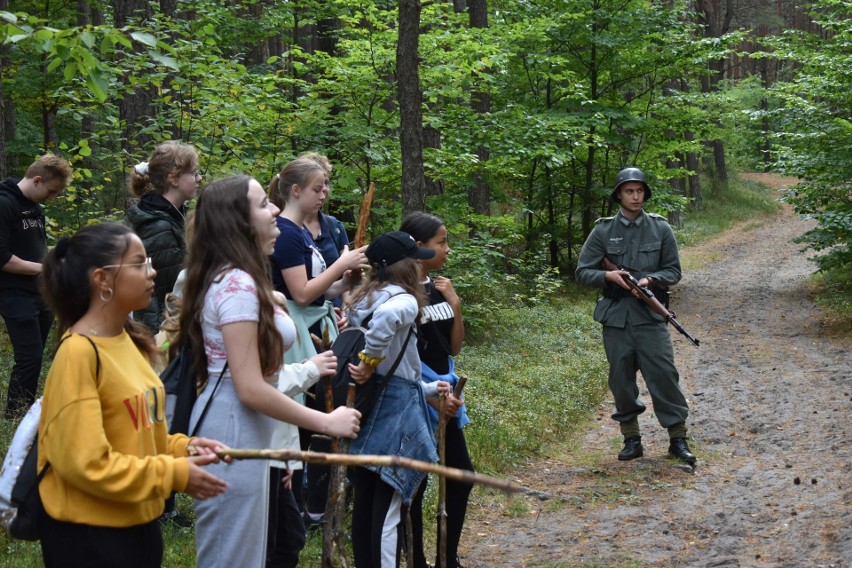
102;257;154;275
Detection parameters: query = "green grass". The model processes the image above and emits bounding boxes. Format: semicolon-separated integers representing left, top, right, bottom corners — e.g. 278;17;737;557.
0;171;814;566
676;174;782;248
808;263;852;338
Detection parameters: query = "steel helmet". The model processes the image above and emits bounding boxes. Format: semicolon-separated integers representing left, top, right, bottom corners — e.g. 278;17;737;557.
611;167;650;202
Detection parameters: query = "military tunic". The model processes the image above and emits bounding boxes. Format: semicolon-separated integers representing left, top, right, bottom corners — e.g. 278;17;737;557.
575;210;689;430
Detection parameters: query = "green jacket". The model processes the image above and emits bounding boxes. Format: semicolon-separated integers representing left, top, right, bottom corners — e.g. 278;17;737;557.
125;196;187;332
575;209;681;328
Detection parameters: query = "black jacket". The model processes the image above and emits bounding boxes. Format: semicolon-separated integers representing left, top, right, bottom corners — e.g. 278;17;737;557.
125;193;187;332
0;178;47;295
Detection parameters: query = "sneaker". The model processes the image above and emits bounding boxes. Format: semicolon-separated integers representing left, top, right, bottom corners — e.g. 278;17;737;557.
303;511;324;532
160;509;194;528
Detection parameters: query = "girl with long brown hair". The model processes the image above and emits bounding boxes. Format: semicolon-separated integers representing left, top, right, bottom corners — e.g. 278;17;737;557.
178;175;360;568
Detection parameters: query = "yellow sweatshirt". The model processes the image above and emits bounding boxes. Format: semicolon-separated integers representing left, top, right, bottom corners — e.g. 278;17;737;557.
38;332;191;527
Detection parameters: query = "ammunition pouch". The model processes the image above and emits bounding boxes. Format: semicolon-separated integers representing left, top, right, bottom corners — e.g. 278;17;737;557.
603;283;627;301
651;284;670;308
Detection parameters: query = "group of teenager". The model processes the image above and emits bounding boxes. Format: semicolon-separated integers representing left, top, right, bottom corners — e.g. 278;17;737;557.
1;145;696;568
2;144;475;568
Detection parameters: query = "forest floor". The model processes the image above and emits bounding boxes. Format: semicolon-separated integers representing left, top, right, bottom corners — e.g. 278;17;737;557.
458;173;851;568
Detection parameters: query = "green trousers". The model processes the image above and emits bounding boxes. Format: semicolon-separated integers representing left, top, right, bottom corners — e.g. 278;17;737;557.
602;320;689;430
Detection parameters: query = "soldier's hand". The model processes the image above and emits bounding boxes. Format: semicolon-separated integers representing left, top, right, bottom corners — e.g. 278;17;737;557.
605;269;632;291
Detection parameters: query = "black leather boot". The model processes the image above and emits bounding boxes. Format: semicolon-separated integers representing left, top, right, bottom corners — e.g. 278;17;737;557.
668;437;696;465
618;436;643;461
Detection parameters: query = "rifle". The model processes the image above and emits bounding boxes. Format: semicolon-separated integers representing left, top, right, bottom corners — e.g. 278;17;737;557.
601;257;700;347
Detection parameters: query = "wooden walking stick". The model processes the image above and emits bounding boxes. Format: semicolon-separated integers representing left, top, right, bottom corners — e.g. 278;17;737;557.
437;392;448;568
219;448;550;498
353;182;375;248
345;181;375;289
331;385;356;567
310;331;344;568
453;375;467;398
320;373;338;568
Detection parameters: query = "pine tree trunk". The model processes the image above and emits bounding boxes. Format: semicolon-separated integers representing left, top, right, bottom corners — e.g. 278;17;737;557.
0;0;12;176
467;0;491;215
112;0;156;162
398;0;426;214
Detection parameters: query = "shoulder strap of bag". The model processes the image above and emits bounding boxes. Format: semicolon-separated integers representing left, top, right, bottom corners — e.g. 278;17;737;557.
56;334;101;384
366;324;415;410
189;362;229;438
384;325;415;380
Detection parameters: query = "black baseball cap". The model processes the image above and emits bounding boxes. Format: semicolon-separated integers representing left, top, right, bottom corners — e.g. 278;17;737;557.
366;231;435;268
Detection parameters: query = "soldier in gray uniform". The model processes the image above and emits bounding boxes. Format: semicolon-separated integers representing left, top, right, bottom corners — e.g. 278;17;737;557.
576;167;695;465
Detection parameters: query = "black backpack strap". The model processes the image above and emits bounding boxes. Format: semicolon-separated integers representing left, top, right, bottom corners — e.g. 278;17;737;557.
57;334;101;385
384;325;415;379
367;324;415;409
189;362;229;438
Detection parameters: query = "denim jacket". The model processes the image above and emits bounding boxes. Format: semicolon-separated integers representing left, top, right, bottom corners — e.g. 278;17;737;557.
349;376;437;503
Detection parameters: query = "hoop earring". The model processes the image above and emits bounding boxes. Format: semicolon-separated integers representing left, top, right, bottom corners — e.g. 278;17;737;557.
99;287;114;302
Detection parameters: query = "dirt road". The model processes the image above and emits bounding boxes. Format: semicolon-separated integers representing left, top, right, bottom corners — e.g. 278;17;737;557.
460;175;851;567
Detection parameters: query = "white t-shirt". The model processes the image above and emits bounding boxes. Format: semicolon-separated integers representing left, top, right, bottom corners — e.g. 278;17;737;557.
202;268;296;379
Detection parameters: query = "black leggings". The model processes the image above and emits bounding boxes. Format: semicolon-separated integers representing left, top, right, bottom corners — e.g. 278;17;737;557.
351;468;405;568
408;423;474;568
40;511;163;568
267;467;307;568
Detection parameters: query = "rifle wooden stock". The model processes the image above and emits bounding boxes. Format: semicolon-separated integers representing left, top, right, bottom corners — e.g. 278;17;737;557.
601;257;700;347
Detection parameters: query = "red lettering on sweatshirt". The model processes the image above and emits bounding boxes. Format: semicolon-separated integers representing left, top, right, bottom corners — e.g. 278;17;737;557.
125;387;166;430
123;396;142;430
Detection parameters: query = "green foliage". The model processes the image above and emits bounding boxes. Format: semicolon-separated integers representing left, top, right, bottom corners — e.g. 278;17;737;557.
756;0;852;272
457;295;609;472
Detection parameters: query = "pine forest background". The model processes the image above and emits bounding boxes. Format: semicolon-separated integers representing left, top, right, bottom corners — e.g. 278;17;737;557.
1;0;849;309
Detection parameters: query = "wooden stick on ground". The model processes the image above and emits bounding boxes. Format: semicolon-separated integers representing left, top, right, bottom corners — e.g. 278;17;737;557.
219;448;551;499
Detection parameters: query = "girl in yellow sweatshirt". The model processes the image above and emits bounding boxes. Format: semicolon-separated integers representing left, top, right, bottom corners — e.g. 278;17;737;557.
37;222;229;568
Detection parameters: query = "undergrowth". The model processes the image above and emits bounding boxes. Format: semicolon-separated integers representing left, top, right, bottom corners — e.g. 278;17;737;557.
677;174;782;248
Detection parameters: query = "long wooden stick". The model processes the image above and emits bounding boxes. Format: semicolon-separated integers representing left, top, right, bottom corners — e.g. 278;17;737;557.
437;394;448;568
321;375;337;568
219;448;549;498
332;385;356;568
353;182;375;248
453;375;467;398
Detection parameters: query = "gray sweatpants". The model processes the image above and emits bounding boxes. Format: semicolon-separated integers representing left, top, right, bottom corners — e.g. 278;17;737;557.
191;377;274;568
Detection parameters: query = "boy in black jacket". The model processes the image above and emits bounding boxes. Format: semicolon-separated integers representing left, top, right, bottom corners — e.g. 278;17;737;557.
0;154;71;418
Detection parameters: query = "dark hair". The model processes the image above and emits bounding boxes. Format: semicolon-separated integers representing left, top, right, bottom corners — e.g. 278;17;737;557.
130;141;199;197
346;257;426;316
399;211;445;244
179;175;284;389
268;156;325;209
40;222;158;358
